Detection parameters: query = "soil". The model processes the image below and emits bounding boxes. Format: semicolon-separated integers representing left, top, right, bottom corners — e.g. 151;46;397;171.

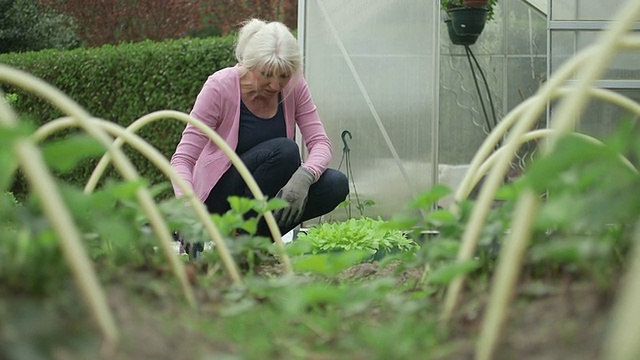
278;262;612;360
446;281;611;360
0;261;616;360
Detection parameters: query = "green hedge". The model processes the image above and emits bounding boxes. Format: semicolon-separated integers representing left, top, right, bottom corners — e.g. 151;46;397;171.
0;36;237;199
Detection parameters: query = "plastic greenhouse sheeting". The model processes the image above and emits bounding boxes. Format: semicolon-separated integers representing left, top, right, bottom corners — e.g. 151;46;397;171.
300;0;548;220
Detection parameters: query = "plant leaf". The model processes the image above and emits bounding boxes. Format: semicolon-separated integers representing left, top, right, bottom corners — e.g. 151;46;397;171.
292;250;371;277
41;134;105;173
428;260;479;285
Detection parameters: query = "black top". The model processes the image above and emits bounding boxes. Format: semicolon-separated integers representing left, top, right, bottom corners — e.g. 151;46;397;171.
236;94;286;155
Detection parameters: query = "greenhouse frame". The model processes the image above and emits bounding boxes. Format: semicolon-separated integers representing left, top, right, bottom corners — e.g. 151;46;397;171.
296;0;640;221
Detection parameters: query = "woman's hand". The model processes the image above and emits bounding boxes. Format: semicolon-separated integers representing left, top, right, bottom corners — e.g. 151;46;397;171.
274;167;314;225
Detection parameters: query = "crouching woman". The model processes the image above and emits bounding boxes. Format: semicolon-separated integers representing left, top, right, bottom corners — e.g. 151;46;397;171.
170;18;349;237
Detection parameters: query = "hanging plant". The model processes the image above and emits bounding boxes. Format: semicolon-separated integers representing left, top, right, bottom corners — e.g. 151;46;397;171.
441;0;498;45
442;0;498;20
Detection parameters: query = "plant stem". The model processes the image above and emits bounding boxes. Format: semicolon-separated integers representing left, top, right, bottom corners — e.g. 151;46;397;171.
475;192;538;360
472;2;640;358
35;117;244;284
17;142;120;345
0;96;118;344
452;86;640;211
441;24;640;328
603;219;640;360
82;109;293;275
473;128;638;187
0;65;196;311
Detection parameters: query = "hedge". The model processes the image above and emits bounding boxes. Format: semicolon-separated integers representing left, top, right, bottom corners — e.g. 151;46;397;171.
0;35;237;199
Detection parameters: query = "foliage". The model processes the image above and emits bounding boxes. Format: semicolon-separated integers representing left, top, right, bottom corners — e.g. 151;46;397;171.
2;106;640;357
186;275;441;359
1;126;164;294
2;92;18;106
0;35;237;199
386;184;490;286
338;197;376;219
2;191;18;205
2;30;640;357
0;179;164;295
193;195;289;272
0;122;285;292
40;0;203;47
295;217;419;257
0;0;81;54
441;0;499;21
199;0;298;36
39;0;298;47
290;250;374;277
523;124;640;284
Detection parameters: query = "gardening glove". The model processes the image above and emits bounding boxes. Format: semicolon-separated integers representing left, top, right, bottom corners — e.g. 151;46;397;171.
274;167;315;226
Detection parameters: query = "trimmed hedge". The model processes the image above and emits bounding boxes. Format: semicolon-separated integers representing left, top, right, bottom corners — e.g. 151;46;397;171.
0;36;237;199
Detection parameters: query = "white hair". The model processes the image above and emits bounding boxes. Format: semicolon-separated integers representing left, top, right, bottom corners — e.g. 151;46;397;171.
235;19;302;77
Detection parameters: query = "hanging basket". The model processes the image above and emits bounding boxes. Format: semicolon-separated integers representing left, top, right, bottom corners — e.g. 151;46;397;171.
445;7;489;46
445;19;480;46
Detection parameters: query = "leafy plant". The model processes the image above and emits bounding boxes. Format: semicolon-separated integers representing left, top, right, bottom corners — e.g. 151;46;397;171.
0;177;171;295
196;195;289;272
2;191;18;205
0;0;81;54
3;93;19;107
441;0;498;21
336;197;376;219
295;217;419;258
522;125;640;287
290;250;373;277
0;199;69;295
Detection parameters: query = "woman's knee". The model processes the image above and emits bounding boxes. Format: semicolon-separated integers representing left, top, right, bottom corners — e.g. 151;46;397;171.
325;169;350;202
336;171;350;200
245;138;300;177
302;169;349;221
268;138;300;163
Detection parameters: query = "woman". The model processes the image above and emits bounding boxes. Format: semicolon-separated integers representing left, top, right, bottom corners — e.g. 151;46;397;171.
170;18;349;238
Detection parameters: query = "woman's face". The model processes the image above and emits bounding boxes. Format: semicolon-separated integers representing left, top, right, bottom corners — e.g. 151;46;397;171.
251;67;292;97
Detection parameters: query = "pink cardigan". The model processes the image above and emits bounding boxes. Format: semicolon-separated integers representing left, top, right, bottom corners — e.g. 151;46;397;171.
170;66;333;201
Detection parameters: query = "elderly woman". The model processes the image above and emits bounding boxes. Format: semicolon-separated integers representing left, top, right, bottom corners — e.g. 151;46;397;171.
170;18;349;238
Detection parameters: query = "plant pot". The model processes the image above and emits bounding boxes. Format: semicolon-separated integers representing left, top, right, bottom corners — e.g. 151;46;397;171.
445;19;481;46
445;7;488;45
448;7;488;36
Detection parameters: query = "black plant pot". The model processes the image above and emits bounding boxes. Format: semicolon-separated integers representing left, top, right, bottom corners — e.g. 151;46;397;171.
445;7;489;46
445;19;480;46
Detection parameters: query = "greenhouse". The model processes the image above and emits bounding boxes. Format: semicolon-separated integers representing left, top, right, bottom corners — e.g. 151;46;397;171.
1;0;640;359
299;0;640;218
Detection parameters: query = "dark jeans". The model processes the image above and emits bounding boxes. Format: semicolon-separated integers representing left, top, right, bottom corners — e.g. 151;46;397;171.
205;138;349;237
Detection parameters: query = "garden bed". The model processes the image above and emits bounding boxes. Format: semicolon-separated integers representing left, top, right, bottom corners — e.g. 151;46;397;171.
0;256;617;359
